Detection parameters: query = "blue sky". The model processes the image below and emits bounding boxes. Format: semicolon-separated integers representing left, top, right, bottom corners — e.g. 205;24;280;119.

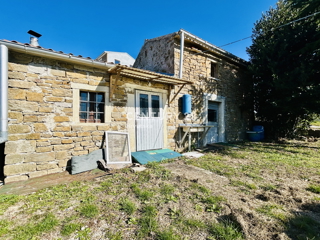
0;0;277;61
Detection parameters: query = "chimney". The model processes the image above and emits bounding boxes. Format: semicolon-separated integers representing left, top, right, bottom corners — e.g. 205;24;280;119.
27;30;42;47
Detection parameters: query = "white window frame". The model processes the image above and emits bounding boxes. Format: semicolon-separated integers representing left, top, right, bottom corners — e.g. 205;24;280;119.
105;131;132;164
71;83;111;124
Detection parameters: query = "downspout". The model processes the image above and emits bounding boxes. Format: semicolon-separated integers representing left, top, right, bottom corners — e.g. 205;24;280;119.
179;31;184;79
0;44;8;143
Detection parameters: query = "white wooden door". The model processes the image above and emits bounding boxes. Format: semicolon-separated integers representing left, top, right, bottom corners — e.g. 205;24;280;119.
136;91;163;151
206;101;219;144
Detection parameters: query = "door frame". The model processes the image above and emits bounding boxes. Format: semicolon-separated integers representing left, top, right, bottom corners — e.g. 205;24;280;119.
203;93;226;143
135;90;164;151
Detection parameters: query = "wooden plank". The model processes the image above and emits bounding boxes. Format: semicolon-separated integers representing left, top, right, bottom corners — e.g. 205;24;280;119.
169;84;185;104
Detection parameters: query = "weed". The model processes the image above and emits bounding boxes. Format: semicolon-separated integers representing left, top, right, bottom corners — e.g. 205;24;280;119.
79;204;99;218
256;204;287;221
77;227;91;240
156;228;181;240
127;217;138;225
13;213;59;240
195;204;203;212
143;205;157;217
202;195;225;212
105;231;123;240
167;207;181;219
182;218;206;231
260;184;277;191
165;195;179;203
160;183;175;195
146;161;172;180
131;184;154;201
119;198;137;215
0;220;11;237
0;194;20;215
231;180;257;190
61;222;81;236
306;184;320;194
208;219;244;240
190;182;210;194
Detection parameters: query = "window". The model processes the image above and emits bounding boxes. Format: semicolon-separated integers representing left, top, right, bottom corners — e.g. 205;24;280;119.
114;59;120;64
138;92;161;118
79;91;105;123
210;62;218;78
208;101;218;122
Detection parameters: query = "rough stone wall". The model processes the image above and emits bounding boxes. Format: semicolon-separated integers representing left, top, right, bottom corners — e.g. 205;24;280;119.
4;52;109;183
3;51;170;183
166;45;252;149
133;33;176;74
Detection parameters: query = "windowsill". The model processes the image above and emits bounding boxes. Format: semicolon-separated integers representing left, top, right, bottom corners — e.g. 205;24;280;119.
72;122;111;125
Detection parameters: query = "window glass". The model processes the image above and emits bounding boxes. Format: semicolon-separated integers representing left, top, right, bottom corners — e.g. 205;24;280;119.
80;91;105;123
151;95;160;117
208;109;217;122
96;93;104;103
211;62;216;78
80;92;88;101
140;94;149;117
208;101;218;122
80;102;87;112
96;103;104;112
79;112;87;120
89;103;95;112
89;92;96;102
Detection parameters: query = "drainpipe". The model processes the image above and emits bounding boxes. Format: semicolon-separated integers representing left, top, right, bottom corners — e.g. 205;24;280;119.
0;45;8;144
179;31;184;79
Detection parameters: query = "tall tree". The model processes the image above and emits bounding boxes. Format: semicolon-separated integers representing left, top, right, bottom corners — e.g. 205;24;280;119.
247;0;320;138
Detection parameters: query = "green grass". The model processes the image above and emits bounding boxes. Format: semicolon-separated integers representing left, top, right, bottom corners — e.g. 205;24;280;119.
61;222;81;236
208;219;244;240
1;140;320;239
256;203;288;222
156;228;181;240
119;197;137;215
131;183;154;201
231;180;257;190
0;220;11;237
287;215;320;239
138;205;158;238
12;213;59;240
0;194;20;215
306;184;320;194
79;204;99;218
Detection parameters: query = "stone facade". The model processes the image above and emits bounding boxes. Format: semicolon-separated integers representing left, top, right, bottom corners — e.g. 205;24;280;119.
3;51;170;183
134;31;252;149
2;31;252;183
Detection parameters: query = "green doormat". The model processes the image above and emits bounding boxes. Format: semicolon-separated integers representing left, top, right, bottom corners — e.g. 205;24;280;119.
131;149;181;165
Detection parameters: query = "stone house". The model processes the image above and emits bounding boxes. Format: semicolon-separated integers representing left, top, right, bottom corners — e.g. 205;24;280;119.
0;29;251;184
134;29;252;148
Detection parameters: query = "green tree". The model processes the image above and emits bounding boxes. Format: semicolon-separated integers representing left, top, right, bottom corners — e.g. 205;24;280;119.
247;0;320;138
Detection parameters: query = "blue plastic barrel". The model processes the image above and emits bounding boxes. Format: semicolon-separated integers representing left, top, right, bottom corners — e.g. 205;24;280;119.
182;94;191;115
247;131;261;141
253;125;264;140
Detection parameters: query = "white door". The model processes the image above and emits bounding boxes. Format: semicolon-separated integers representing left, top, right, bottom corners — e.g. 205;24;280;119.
206;101;219;144
136;91;163;151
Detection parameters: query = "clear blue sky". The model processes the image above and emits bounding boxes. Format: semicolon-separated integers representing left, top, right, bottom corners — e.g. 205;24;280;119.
0;0;277;61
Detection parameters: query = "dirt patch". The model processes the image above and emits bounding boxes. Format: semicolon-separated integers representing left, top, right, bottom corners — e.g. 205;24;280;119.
0;169;108;195
163;161;320;240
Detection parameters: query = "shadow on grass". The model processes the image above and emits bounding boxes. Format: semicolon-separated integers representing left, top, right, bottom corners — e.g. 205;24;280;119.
286;202;320;240
218;140;319;160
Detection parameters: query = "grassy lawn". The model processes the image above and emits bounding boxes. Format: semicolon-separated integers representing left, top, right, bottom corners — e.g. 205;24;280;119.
0;140;320;239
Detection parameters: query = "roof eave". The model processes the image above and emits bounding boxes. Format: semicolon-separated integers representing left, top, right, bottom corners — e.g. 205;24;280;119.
0;40;114;70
